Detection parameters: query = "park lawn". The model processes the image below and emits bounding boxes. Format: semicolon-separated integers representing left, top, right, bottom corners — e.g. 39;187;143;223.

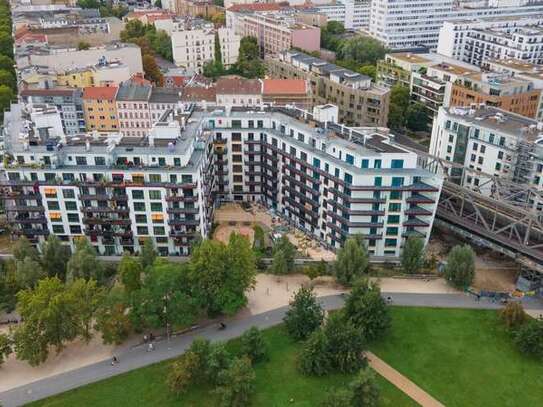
371;307;543;407
32;325;415;407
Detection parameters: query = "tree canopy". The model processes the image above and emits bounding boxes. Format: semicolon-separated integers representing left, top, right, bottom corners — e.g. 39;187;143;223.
444;244;475;289
334;236;369;285
401;237;425;274
283;286;324;341
387;84;410;130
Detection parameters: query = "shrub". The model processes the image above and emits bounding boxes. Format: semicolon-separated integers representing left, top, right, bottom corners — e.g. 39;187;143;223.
349;367;379;407
215;356;256;407
167;352;199;395
240;326;268;363
444;245;475;289
283;286;324;341
299;329;332;376
514;320;543;360
499;301;528;330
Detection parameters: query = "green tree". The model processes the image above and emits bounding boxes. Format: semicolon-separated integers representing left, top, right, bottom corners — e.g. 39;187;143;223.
0;84;15;120
0;332;12;366
167;351;199;395
500;301;528;331
283;286;324;341
252;225;266;252
12;236;39;262
15;257;45;289
140;237;157;270
95;287;132;345
77;41;90;51
120;20;146;42
13;278;78;365
76;0;100;8
349;367;379;407
299;329;332;376
0;55;14;71
40;235;70;280
66;238;103;282
387;84;410;130
212;12;226;27
401;237;425;274
344;278;390;342
514;320;543;360
155;0;162;7
235;36;265;79
338;37;387;66
206;343;232;385
68;278;104;341
146;29;173;61
406;102;429;132
215;356;256;407
240;326;267;364
143;54;163;85
118;254;143;293
0;69;16;91
444;244;475;289
321;21;345;52
273;235;296;272
334;236;369;286
0;259;18;312
190;234;256;316
270;249;288;275
0;31;13;58
358;64;377;81
320;388;352;407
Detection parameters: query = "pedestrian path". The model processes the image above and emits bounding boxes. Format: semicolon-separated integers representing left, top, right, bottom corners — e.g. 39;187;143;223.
367;352;445;407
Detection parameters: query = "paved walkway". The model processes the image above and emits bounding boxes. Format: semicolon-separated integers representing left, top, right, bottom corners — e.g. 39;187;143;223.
367;352;444;407
1;292;542;407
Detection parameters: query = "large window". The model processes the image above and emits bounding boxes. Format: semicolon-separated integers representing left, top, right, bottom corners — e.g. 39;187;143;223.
149;190;161;200
132;190;144;199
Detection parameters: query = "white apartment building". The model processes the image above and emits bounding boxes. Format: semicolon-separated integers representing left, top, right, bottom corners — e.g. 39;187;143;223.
369;0;543;50
437;16;543;67
430;105;543;208
171;22;240;73
1;104;442;259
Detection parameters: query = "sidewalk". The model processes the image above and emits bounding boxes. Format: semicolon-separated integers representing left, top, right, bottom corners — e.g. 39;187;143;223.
367;352;445;407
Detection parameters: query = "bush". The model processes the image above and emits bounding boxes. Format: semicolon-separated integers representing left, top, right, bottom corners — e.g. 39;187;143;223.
240;326;268;363
334;236;369;286
321;388;352;407
215;356;256;407
349;367;380;407
500;302;528;330
167;351;199;395
299;329;332;376
514;320;543;360
283;286;324;341
444;245;475;289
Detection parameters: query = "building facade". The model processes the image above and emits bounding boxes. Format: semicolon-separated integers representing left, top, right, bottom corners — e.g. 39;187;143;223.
116;83;153;137
267;51;390;127
1;104;442;259
82;86;119;133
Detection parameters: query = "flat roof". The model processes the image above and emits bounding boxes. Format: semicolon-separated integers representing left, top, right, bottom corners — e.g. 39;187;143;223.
388;53;432;64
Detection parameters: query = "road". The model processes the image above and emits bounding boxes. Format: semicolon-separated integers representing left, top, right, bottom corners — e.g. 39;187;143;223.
1;292;542;407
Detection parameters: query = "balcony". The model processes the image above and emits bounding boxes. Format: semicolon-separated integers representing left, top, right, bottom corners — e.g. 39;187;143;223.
403;217;430;227
167;207;199;214
6;205;45;212
405;206;432;216
406;194;435;204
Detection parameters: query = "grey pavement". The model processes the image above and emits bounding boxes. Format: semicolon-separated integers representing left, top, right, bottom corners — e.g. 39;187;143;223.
1;292;542;407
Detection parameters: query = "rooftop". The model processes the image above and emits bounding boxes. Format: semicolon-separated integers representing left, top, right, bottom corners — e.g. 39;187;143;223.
389;53;432;64
430;63;478;76
262;79;306;95
20;87;79;97
116;83;152;102
82;86;118;100
181;86;216;102
149;88;181;104
216;78;261;95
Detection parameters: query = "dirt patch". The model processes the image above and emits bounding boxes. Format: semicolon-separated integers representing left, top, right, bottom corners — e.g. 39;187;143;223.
214;224;255;245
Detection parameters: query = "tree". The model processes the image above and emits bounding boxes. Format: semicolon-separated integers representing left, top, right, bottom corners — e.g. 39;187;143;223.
0;69;16;91
77;41;90;51
13;278;79;365
321;21;345;52
240;326;267;364
0;55;14;72
322;312;367;373
66;238;103;282
68;279;104;341
344;278;390;342
140;237;157;270
334;236;369;286
190;234;256;316
269;249;288;275
0;85;15;120
155;0;162;7
272;235;296;273
401;237;425;274
40;235;70;280
15;257;45;289
206;342;232;384
120;20;146;42
143;54;163;85
514;320;543;360
283;286;324;341
0;332;12;366
500;301;528;330
167;351;199;395
299;329;332;376
252;224;266;253
146;29;173;62
212;12;226;27
214;31;223;67
0;32;13;58
406;102;429;132
215;356;256;407
349;367;379;407
235;36;265;79
338;37;387;66
95;287;132;345
118;254;143;293
12;236;39;262
444;244;475;289
358;64;377;81
387;84;410;130
76;0;100;8
0;259;18;312
321;388;352;407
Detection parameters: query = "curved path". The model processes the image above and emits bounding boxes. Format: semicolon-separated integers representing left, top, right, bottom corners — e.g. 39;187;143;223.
1;292;542;407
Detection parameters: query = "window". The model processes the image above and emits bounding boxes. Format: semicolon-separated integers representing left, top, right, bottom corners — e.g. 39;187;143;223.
75;156;87;165
344;173;352;184
132;190;144;199
391;159;404;169
47;201;60;210
390;191;402;200
361;159;369;169
70;225;82;234
374;177;382;186
134;202;146;212
388;203;401;212
65;201;77;211
137;226;149;235
386;227;398;236
67;213;79;223
387;215;400;224
135;214;147;223
495;163;501;171
391;177;404;187
63;189;75;199
94;157;105;166
384;238;397;247
346;154;354;165
149;174;161;183
374;160;382;169
153;226;165;235
150;202;163;212
149;190;161;200
52;225;65;234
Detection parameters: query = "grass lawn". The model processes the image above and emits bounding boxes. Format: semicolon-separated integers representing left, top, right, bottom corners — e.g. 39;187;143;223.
371;307;543;407
32;325;415;407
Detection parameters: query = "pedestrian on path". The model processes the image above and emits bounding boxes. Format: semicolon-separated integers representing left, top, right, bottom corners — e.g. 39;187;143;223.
111;356;118;366
147;343;154;352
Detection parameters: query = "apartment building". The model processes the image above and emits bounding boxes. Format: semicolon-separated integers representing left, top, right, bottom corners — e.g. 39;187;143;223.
149;88;181;123
20;88;86;135
447;72;541;120
369;0;543;50
429;105;543;209
82;86;119;133
57;60;131;88
215;78;262;107
377;53;435;88
242;14;320;56
267;51;389;127
262;79;311;109
437;15;543;67
116;82;153;137
1;103;442;258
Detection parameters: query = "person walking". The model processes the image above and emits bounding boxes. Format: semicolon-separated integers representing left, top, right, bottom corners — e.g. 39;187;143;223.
111;356;118;365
